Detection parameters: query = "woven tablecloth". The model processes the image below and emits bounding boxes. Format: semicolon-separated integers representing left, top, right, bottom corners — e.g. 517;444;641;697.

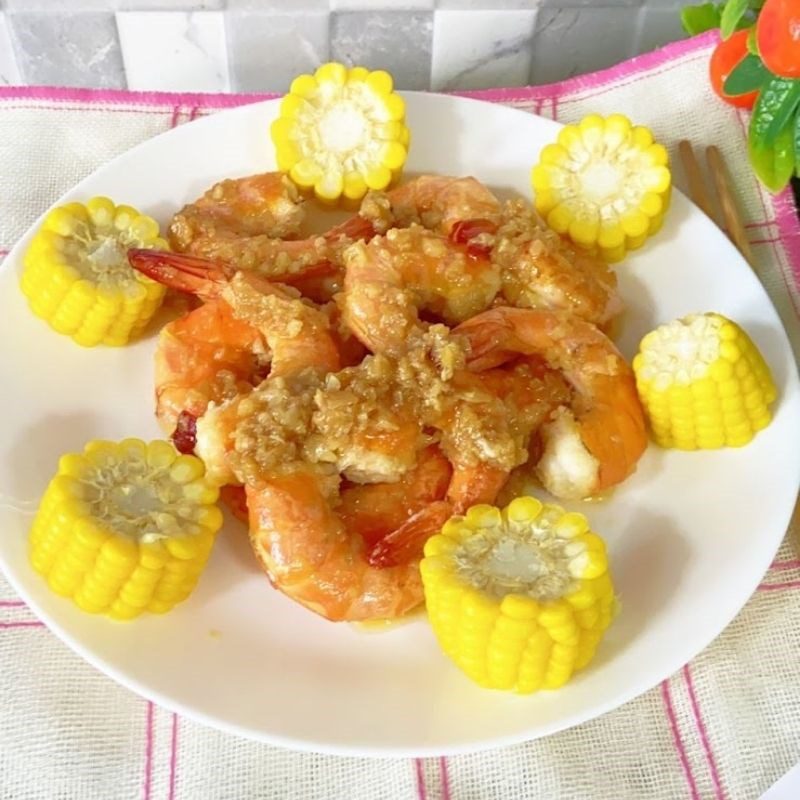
2;30;800;800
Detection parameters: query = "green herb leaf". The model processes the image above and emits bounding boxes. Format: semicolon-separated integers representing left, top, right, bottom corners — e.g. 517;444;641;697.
721;0;750;38
680;3;722;35
723;53;771;95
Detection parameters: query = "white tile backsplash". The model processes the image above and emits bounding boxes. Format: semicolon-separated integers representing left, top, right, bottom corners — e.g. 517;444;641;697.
116;10;229;92
432;9;537;91
0;1;698;92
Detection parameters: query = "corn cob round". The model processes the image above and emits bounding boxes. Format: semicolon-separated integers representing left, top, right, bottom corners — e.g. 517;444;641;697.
531;114;671;263
270;62;410;205
420;498;616;694
633;312;776;450
29;439;223;620
20;198;168;347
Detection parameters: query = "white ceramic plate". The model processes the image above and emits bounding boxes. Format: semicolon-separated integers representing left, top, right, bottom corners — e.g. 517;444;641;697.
1;94;798;758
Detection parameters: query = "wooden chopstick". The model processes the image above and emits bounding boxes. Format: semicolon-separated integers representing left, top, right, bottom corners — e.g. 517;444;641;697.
678;140;718;224
705;144;757;271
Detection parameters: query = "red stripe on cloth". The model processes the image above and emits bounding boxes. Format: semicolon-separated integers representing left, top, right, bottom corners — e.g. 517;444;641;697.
683;665;726;800
745;220;777;229
758;580;800;591
0;600;26;607
414;759;428;800
142;701;154;800
661;680;701;800
168;713;179;800
439;756;452;800
771;559;800;571
170;106;181;128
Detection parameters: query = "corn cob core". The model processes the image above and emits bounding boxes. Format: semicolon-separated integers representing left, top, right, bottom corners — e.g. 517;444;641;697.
633;313;776;450
421;498;616;694
29;439;223;620
20;198;167;346
531;114;671;263
271;62;410;204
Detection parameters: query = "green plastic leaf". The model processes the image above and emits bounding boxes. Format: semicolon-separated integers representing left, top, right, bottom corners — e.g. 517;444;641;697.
749;113;796;193
765;82;800;145
680;3;722;35
751;77;800;148
723;53;770;95
746;26;759;55
794;111;800;175
720;0;750;38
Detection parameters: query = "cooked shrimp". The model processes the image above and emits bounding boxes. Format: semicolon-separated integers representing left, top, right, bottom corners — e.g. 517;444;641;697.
246;468;425;621
456;306;647;499
367;357;571;567
341;225;501;355
128;249;342;472
336;445;452;549
492;201;622;327
356;175;503;237
168;172;363;293
170;172;305;247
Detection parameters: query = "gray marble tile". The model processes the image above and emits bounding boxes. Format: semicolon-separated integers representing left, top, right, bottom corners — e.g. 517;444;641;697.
7;12;126;88
530;6;640;84
331;10;433;90
435;0;541;8
227;11;330;93
227;0;328;9
432;9;537;90
0;13;22;85
636;5;687;52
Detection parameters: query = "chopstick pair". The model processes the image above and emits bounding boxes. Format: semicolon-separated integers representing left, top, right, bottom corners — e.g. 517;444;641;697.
679;140;800;557
678;140;756;270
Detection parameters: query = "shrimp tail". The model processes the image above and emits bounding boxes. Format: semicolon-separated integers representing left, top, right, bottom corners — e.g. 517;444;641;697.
128;248;230;298
367;500;452;568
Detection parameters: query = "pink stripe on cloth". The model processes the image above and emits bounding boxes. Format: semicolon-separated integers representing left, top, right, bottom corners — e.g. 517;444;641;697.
414;759;428;800
683;665;726;800
142;701;154;800
758;580;800;591
0;85;275;109
439;756;452;800
460;30;719;104
168;713;179;800
661;680;701;800
0;600;26;607
770;187;800;289
0;620;44;629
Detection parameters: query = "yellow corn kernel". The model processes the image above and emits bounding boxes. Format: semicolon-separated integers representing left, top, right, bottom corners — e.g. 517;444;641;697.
531;114;671;263
20;197;167;347
270;62;410;205
633;313;776;449
28;438;224;621
421;499;616;693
